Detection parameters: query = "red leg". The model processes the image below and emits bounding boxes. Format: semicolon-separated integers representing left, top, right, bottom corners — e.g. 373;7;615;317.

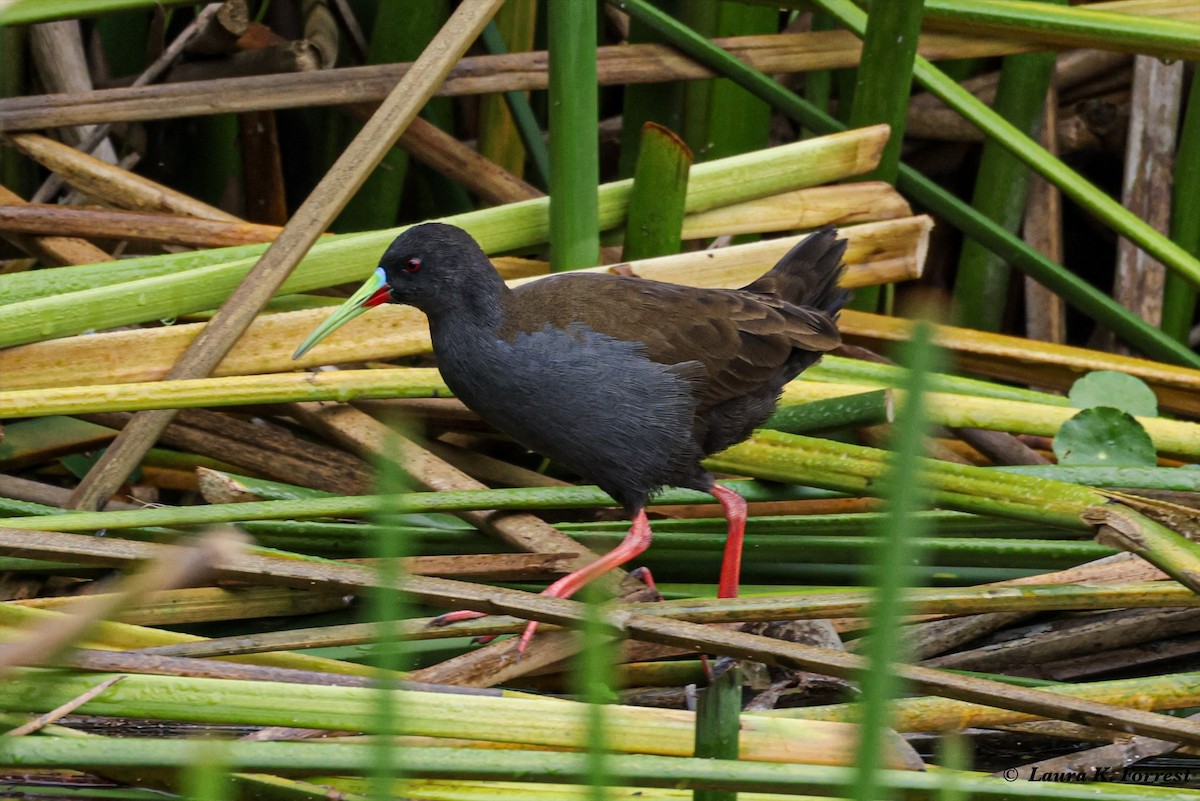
708;483;746;599
512;509;653;652
430;511;655;654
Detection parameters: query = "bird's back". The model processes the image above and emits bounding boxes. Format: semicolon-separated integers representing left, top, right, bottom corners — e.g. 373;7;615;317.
503;227;849;458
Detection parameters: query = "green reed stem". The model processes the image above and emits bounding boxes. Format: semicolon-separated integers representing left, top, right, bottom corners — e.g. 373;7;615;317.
952;12;1060;331
700;2;776;165
693;664;740;801
623;123;692;261
618;0;686;178
921;0;1200;62
0;0;195;24
854;320;940;801
182;739;229;801
802;11;834;139
548;0;600;270
336;1;437;232
846;1;921;185
766;389;891;432
842;0;922;314
369;441;412;801
1162;73;1200;343
480;14;551;189
1;735;1185;799
580;582;613;801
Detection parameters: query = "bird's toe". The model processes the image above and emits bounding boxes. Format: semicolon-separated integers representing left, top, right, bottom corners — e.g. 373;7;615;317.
428;609;487;627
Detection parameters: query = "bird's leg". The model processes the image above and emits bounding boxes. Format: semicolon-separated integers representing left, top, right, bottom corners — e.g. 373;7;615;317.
430;510;655;653
537;509;653;599
627;566;662;600
708;483;747;599
509;509;653;651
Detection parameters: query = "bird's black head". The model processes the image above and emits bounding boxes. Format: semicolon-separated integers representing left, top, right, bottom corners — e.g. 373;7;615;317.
374;222;498;315
292;222;500;360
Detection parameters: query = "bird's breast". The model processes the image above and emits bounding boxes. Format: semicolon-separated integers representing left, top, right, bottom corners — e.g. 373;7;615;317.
432;323;706;503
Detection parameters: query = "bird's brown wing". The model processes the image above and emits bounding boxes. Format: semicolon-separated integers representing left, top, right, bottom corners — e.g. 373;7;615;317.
504;274;840;411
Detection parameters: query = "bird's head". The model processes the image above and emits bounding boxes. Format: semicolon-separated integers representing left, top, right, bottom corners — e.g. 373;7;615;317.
292;222;492;360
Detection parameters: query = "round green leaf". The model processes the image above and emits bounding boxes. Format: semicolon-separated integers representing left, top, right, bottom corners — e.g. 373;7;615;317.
1053;407;1157;467
1068;370;1158;417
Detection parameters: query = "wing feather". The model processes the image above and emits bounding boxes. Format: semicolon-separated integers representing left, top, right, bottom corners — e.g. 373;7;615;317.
504;273;841;414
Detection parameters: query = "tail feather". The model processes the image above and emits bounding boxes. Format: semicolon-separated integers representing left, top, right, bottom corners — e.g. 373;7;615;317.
741;226;851;317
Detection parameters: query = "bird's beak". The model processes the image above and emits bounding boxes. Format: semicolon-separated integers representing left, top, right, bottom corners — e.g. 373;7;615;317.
292;267;392;359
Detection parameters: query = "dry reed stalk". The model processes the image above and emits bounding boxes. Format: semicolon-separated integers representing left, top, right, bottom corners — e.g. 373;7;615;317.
680;182;911;238
0;592;376;678
0;529;243;679
391;114;541;205
11;585;352;627
1108;56;1184;350
27;20;117;163
183;0;250;57
0;475;137;511
0;185;112;266
1024;85;1068;343
922;607;1200;672
166;41;326;82
239;110;289;225
4;133;239;220
419;438;575;490
907;49;1129;111
0;204;286;248
846;552;1169;658
80;408;372;495
839;310;1200;417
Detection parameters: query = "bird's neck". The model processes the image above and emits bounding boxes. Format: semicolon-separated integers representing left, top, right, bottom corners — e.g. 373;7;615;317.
427;281;509;355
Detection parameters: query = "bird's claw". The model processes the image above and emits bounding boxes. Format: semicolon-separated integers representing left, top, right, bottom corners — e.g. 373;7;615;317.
429;554;658;657
628;566;663;601
428;608;487;628
516;621;539;655
427;609;502;645
427;609;536;653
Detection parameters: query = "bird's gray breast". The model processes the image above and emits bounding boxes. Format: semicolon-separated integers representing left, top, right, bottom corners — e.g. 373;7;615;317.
438;323;704;509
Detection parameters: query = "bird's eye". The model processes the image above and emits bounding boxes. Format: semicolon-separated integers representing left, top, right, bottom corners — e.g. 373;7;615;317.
403;257;422;273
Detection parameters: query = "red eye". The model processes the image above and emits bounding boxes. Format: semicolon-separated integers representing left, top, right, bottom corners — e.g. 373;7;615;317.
403;257;422;273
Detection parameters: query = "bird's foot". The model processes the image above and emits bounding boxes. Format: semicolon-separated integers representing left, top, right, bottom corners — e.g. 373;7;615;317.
628;566;663;601
425;598;560;654
515;620;540;655
699;653;715;684
506;577;583;655
432;609;487;628
510;512;655;654
431;511;656;655
428;608;487;626
426;609;503;646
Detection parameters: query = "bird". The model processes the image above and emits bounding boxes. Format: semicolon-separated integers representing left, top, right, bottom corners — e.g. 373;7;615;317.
294;221;849;651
